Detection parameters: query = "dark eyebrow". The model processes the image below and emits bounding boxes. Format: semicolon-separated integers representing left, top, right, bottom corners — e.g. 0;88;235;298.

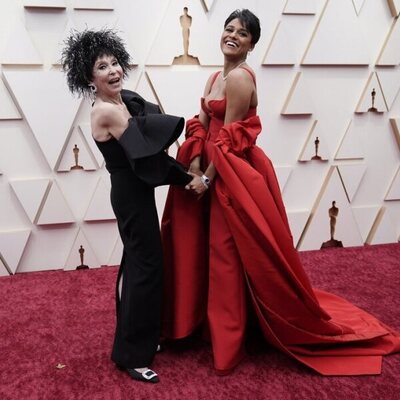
94;56;117;67
226;24;248;33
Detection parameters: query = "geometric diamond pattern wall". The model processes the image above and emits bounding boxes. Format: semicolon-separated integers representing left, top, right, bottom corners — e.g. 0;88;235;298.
0;0;399;273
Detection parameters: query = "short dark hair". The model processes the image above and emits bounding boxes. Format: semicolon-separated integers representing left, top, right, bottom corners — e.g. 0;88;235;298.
61;28;131;97
224;9;261;45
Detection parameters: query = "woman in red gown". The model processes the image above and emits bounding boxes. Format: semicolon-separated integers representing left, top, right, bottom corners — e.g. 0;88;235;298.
161;9;400;376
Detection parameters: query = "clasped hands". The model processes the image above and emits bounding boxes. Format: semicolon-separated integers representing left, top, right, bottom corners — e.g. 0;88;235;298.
185;169;208;197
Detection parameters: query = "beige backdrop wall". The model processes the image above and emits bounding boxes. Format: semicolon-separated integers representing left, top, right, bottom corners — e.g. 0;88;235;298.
0;0;399;274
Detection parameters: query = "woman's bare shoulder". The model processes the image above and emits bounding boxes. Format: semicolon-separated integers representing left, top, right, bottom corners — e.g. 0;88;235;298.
90;102;117;141
91;102;116;127
91;101;114;118
228;66;255;84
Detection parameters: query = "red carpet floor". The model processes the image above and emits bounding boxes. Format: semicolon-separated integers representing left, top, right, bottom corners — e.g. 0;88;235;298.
0;243;399;400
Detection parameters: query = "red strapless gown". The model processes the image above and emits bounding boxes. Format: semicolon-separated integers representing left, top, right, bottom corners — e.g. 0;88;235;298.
161;80;400;376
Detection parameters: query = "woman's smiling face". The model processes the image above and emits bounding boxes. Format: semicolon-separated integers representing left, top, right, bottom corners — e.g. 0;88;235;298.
91;54;123;96
220;18;254;59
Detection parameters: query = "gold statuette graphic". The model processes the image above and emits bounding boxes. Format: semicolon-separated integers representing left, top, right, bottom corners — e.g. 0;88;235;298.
321;201;343;248
70;144;84;170
76;245;89;270
172;7;200;65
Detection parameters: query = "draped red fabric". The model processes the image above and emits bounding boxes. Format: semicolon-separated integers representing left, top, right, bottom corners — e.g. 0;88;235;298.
161;116;400;375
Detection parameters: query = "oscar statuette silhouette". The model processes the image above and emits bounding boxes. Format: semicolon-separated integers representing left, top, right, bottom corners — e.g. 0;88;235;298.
76;245;89;270
321;201;343;248
70;144;84;170
368;88;378;112
172;7;200;65
311;136;322;160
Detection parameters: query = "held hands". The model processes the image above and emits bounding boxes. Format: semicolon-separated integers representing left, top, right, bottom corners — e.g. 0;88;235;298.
185;156;211;198
185;173;209;198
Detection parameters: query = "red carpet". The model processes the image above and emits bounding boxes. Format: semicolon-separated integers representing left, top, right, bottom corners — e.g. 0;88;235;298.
0;243;399;400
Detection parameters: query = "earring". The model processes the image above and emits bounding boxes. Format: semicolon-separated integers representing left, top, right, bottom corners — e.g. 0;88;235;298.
88;83;97;96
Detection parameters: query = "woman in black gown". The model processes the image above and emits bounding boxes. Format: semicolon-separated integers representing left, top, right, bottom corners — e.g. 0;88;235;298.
61;29;192;383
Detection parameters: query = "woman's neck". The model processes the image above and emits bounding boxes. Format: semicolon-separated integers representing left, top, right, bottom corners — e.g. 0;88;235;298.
222;59;247;80
97;92;123;105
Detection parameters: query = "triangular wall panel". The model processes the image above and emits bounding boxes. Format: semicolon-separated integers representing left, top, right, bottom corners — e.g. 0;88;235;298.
135;72;162;110
334;120;365;160
352;205;380;243
298;166;363;250
0;78;21;120
81;222;119;265
57;127;98;172
385;166;400;200
287;210;310;247
262;21;297;65
108;235;123;266
117;68;141;96
201;0;215;12
146;68;214;118
78;123;104;169
274;166;293;192
64;229;100;270
15;226;78;273
352;0;366;15
10;178;51;223
109;18;139;66
298;120;329;161
377;69;400;110
36;180;75;225
301;0;369;65
337;163;367;202
1;18;42;65
146;0;217;65
84;177;115;221
390;118;400;150
355;72;387;113
281;72;314;115
0;230;31;274
366;206;398;244
52;19;77;66
376;17;400;66
3;70;82;170
283;0;316;14
0;257;10;276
